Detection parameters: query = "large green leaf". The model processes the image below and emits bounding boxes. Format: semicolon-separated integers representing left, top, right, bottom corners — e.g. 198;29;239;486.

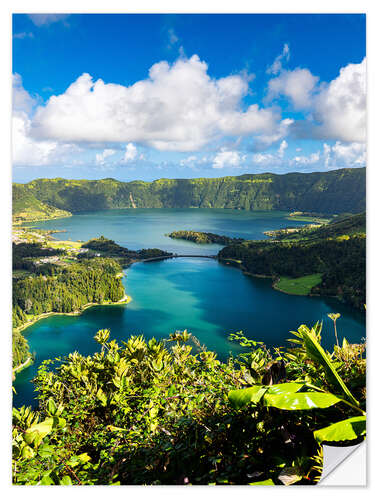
314;416;366;444
228;386;268;409
263;392;341;410
228;383;304;410
59;475;73;485
297;325;359;406
266;383;304;395
24;418;54;444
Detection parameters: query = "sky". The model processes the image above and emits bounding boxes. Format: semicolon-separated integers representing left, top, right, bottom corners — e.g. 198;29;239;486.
12;13;366;183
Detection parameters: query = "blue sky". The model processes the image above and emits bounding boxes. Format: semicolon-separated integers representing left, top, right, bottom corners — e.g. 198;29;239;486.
12;13;366;182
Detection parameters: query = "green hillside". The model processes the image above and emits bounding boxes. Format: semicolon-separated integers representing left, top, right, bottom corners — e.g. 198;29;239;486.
13;168;365;220
271;212;366;241
13;184;72;224
219;213;366;309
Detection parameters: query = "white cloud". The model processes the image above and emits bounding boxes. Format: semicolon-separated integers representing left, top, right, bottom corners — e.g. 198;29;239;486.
13;73;36;114
13;32;34;39
324;142;366;168
252;152;276;165
313;58;366;143
292;151;320;165
123;143;137;163
28;14;70;27
267;68;319;109
12;75;78;167
253;118;294;150
180;155;197;166
12;111;78;166
278;140;288;158
96;149;116;165
266;43;290;75
30;55;281;152
212;149;246;169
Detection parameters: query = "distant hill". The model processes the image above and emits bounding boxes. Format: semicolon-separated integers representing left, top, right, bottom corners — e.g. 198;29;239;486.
13;168;365;221
12;184;72;224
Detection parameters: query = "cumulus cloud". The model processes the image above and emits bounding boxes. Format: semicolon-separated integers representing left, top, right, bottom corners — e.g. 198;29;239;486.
278;140;288;158
324;141;366;168
96;149;116;165
266;43;290;75
313;58;366;143
212;149;246;169
180;155;197;167
252;118;294;150
267;68;319;109
13;73;36;114
28;14;70;27
292;151;320;165
270;58;366;143
12;74;78;166
123;143;137;163
12;111;79;166
30;55;280;152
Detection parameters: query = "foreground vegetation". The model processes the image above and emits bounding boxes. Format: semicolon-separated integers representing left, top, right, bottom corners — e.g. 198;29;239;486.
12;321;366;485
169;230;244;245
13;168;365;222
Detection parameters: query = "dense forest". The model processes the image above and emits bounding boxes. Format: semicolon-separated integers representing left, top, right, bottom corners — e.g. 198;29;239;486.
12;324;366;485
219;213;366;309
12;236;173;368
83;236;172;265
13;258;124;328
12;245;125;368
169;230;244;245
13;168;365;222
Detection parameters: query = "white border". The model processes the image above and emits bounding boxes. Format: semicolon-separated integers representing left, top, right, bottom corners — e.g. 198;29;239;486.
1;1;373;498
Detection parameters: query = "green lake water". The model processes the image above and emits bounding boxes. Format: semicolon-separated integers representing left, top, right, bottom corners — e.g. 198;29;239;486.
14;210;366;408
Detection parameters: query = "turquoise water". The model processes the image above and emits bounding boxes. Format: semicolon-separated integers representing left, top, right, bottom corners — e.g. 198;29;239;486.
15;210;365;408
29;208;311;255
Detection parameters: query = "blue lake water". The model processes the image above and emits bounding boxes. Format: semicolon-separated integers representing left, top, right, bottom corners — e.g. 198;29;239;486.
14;210;365;408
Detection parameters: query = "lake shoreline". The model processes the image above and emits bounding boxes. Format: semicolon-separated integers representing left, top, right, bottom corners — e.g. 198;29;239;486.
17;292;132;334
219;258;347;303
13;293;132;375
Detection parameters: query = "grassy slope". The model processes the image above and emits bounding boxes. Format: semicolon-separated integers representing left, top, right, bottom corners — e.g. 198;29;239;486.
274;274;323;295
13;184;72;223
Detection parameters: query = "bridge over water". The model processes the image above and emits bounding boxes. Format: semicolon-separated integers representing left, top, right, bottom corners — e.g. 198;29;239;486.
141;254;217;262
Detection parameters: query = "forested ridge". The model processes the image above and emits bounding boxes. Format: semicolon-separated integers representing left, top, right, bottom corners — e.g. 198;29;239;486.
13;258;124;327
12;234;173;368
12;238;125;367
219;213;366;309
13;167;365;221
169;230;244;245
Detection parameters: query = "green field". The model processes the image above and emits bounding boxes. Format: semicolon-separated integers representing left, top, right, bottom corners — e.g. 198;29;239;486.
274;274;323;296
48;240;82;250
